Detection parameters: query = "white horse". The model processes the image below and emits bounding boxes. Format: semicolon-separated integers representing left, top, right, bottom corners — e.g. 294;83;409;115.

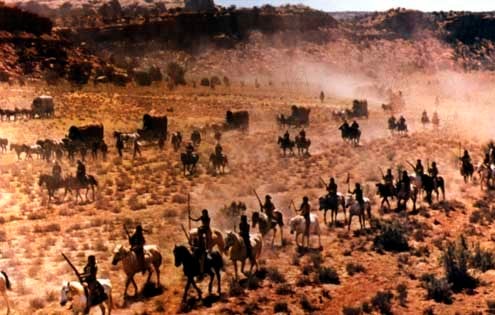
289;213;322;248
0;271;11;315
60;280;113;315
224;231;263;280
345;195;372;231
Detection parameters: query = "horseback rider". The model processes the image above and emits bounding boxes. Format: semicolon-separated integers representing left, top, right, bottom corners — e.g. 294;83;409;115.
133;138;141;159
421;110;429;123
116;135;124;158
351;120;360;132
349;183;364;211
320;91;325;103
399;170;411;193
299;129;306;141
388;115;396;129
414;159;424;176
186;142;194;155
239;215;253;262
399;115;406;129
190;209;211;274
339;119;349;131
297;196;311;240
52;160;62;183
383;168;394;193
80;255;106;312
76;160;86;184
283;130;290;142
215;143;223;158
432;111;439;124
326;177;338;198
262;195;275;223
428;161;439;179
129;225;146;273
460;149;471;165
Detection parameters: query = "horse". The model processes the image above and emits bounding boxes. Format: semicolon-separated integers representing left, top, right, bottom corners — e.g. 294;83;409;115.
288;214;322;248
181;152;199;175
397;122;408;136
191;130;201;147
171;132;182;151
375;183;396;210
29;144;43;159
9;143;30;160
60;280;112;315
388;120;397;135
0;138;7;153
477;164;495;190
318;193;346;225
209;153;228;174
461;161;474;183
111;244;162;297
224;232;262;280
397;182;418;212
345;195;372;231
295;136;311;156
38;174;65;204
113;131;140;148
173;245;223;303
64;175;98;204
421;113;430;127
189;228;226;253
252;211;284;247
421;175;445;204
0;271;11;315
277;136;295;156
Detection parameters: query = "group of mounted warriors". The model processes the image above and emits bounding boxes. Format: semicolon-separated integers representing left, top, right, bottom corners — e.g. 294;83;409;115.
461;143;495;189
277;129;311;156
60;224;162;314
339;119;361;145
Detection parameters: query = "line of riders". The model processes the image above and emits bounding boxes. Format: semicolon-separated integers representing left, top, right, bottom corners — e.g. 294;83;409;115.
180;138;228;175
460;143;495;186
277;128;311;155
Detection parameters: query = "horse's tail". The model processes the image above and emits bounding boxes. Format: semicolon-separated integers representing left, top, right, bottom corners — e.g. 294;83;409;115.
1;271;11;290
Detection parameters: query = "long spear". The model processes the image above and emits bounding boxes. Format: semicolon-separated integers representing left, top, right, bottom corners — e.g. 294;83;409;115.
62;252;89;302
187;193;191;231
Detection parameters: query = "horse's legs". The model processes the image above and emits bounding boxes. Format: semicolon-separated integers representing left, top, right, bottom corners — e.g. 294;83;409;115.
183;279;191;302
146;267;153;284
271;228;276;248
233;260;238;280
348;214;353;231
155;264;161;287
3;291;9;315
208;271;214;295
216;268;221;295
99;304;105;315
280;225;284;246
323;209;328;225
124;277;131;297
240;259;245;274
191;278;202;300
131;277;138;296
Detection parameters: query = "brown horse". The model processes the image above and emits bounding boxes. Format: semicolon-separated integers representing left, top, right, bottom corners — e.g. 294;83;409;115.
64;175;98;203
252;211;284;247
38;174;65;204
209;153;228;174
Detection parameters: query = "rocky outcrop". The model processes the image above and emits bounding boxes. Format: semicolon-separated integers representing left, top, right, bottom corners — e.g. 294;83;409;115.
184;0;215;12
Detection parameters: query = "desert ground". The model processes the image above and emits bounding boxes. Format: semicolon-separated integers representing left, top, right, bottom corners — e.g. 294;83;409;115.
0;68;495;315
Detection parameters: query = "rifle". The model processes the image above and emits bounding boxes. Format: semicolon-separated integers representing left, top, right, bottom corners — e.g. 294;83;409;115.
379;167;385;178
181;224;191;245
123;224;131;243
187;193;191;231
346;172;351;192
290;200;297;213
62;253;84;284
406;161;415;170
253;188;263;211
319;177;327;188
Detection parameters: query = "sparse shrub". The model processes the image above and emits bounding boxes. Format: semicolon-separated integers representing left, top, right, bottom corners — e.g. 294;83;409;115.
163;209;177;218
211;76;221;87
316;266;340;284
470;242;495;272
396;283;408;306
223;76;230;87
296;275;312;287
442;236;478;292
154;300;166;312
300;295;318;312
343;306;362;315
29;297;46;310
420;273;453;304
373;220;409;252
371;290;393;315
0;231;7;242
309;251;323;268
244;302;260;315
346;262;366;276
486;299;495;314
274;302;289;313
361;301;372;313
423;306;435;315
33;223;61;233
200;77;210;87
266;267;286;283
166;62;186;86
228;278;243;296
275;283;294;295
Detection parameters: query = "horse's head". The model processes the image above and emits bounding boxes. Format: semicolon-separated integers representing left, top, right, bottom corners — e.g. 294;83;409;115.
60;281;76;306
224;231;236;251
111;244;125;266
252;212;259;228
173;245;188;267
